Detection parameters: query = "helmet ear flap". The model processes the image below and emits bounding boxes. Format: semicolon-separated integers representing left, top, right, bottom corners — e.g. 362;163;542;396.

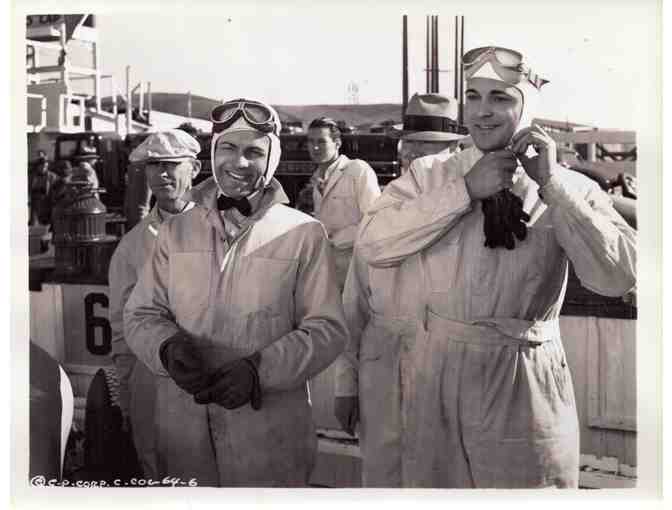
263;133;282;185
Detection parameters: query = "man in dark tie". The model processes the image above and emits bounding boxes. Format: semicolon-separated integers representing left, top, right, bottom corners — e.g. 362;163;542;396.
124;98;348;487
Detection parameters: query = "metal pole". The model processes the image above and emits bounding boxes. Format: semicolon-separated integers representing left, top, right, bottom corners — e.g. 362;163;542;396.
430;16;435;92
126;65;132;135
434;16;439;93
402;15;408;116
187;90;192;120
454;16;458;100
147;81;152;125
94;41;101;112
459;16;465;125
426;16;430;94
138;82;144;121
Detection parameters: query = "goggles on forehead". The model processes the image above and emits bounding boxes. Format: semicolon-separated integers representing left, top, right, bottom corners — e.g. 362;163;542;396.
462;46;548;90
210;99;279;135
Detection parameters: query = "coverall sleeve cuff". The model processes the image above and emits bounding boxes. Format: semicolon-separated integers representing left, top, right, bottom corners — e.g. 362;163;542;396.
538;173;577;207
443;175;471;214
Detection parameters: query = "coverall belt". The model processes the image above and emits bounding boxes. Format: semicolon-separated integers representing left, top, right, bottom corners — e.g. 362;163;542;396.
425;309;559;346
368;311;419;336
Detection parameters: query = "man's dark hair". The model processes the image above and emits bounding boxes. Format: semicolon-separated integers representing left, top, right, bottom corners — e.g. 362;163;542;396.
308;117;341;143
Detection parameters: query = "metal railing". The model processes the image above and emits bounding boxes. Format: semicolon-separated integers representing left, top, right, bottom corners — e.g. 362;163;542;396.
27;93;47;132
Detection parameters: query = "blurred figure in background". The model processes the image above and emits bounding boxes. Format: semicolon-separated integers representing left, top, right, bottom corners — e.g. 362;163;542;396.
29;156;59;226
397;93;466;174
307;117;381;288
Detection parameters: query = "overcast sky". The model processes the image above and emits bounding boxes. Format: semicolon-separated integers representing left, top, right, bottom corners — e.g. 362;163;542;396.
22;0;659;130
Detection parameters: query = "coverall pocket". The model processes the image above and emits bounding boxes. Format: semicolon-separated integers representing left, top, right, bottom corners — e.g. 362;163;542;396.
169;251;213;317
327;193;359;227
234;256;297;315
229;308;289;356
547;344;574;407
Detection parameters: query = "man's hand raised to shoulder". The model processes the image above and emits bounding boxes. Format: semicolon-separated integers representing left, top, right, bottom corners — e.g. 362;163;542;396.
463;150;518;200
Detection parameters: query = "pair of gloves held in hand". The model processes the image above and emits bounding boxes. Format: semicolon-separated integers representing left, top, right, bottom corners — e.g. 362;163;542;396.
159;334;262;411
482;189;531;250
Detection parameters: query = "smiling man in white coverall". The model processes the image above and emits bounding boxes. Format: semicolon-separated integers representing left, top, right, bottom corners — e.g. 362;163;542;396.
124;98;347;487
109;129;201;479
344;47;636;488
307;117;381;288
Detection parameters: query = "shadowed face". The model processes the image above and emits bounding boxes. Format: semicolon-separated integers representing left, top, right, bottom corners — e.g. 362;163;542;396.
213;130;270;198
307;127;340;164
145;159;200;207
398;139;458;173
464;77;523;152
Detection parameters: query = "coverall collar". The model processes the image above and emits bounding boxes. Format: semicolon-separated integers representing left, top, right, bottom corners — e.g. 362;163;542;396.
312;154;349;200
187;176;291;243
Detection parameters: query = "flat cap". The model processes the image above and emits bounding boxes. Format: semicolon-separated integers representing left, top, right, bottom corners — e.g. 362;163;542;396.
129;129;201;163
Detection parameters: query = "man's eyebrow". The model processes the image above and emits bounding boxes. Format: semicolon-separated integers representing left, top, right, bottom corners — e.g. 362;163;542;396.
490;90;514;98
465;88;479;94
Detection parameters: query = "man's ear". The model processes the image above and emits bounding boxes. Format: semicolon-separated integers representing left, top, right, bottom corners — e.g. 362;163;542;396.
191;160;202;178
335;139;342;151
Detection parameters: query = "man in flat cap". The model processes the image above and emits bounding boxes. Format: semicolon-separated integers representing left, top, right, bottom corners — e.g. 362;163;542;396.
124;99;347;486
346;47;636;488
333;93;466;485
108;128;201;479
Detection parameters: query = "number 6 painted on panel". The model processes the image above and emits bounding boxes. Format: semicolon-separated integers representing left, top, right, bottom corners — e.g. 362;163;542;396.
85;293;111;355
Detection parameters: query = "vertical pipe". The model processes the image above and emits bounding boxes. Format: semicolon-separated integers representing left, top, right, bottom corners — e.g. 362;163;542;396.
187;90;192;119
402;15;409;116
426;16;430;93
454;16;458;100
94;42;101;112
126;65;132;135
138;82;144;121
147;81;152;125
430;16;435;92
459;16;465;125
434;16;439;93
586;143;597;162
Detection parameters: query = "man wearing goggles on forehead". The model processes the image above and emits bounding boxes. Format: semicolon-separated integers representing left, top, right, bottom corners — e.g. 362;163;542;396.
124;98;348;486
351;47;635;488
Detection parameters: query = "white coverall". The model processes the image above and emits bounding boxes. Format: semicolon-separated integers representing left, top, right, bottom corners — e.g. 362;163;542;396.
337;147;636;488
311;154;381;288
124;177;348;487
109;203;193;478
